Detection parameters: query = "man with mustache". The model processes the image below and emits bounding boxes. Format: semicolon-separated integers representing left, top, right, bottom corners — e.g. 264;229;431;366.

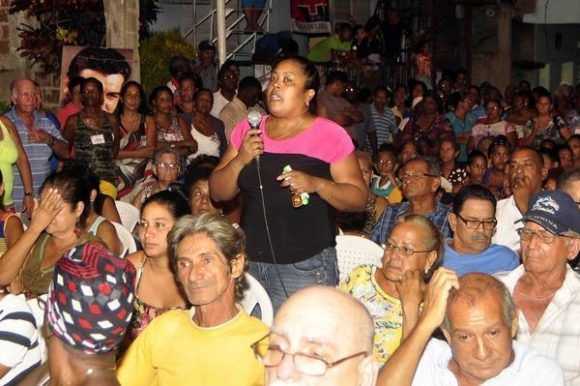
492;147;547;252
443;184;519;276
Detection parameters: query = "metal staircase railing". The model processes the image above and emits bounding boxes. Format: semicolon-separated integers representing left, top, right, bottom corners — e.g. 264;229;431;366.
185;0;272;64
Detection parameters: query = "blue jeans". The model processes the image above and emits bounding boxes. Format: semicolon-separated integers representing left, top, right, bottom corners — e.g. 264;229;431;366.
249;247;339;313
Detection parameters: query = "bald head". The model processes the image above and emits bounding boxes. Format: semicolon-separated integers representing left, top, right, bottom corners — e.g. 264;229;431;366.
442;273;515;331
275;286;374;352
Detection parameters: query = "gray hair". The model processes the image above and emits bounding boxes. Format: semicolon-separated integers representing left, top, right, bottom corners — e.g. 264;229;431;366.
394;214;443;281
154;146;180;164
442;273;515;332
402;156;441;177
168;213;248;300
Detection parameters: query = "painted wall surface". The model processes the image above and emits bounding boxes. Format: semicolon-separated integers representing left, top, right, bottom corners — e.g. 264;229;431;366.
523;0;580;24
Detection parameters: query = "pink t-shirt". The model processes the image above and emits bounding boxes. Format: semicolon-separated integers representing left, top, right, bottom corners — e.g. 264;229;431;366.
230;116;354;164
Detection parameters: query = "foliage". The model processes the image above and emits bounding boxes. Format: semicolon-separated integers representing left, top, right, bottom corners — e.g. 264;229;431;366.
9;0;159;76
140;30;195;94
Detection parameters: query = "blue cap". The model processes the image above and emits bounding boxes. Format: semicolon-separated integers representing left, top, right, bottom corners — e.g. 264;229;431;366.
520;190;580;236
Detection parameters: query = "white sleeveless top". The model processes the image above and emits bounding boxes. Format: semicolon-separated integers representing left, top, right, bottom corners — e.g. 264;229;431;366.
188;126;220;162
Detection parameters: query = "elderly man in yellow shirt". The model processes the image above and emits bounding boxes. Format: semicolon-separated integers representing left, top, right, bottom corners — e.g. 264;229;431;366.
117;213;269;386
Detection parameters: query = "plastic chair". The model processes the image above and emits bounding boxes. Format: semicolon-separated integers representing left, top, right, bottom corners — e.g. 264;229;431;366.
112;222;137;258
115;201;140;232
335;235;384;282
240;272;274;326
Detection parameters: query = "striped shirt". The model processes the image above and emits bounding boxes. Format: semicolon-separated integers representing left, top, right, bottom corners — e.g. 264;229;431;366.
370;104;397;146
0;294;41;386
498;265;580;386
4;108;63;210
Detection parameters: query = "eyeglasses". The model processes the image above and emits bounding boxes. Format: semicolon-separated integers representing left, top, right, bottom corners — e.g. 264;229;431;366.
517;228;558;244
400;172;439;181
382;240;434;257
157;162;178;170
256;344;367;376
456;213;497;231
377;159;394;166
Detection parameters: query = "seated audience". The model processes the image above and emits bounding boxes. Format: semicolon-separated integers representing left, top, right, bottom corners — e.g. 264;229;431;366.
364;86;398;154
399;141;419;164
520;94;565;147
0;285;41;385
396;93;454;157
150;86;197;158
492;147;547;252
371;144;402;204
131;148;182;210
21;241;135;386
262;286;378;386
341;215;442;362
557;167;580;204
0;169;92;298
175;72;202;116
439;138;460;180
307;23;353;63
466;150;487;185
0;171;24;257
469;98;516;151
82;167;122;256
445;92;477;162
220;76;263;140
63;77;120;199
372;157;451;245
211;61;240;117
498;190;580;384
187;89;228;162
482;137;511;199
443;184;519;276
115;81;156;189
57;76;83;127
317;71;363;141
183;157;223;216
125;191;189;344
557;144;574;171
118;213;268;386
377;270;565;386
354;151;388;236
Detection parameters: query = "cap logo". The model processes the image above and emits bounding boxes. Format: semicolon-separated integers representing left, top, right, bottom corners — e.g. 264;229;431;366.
531;196;559;215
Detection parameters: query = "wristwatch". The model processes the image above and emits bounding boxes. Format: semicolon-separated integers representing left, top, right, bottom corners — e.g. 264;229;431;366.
24;192;33;197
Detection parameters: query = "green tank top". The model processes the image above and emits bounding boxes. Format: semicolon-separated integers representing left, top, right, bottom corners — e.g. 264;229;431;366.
0;119;18;206
74;114;117;184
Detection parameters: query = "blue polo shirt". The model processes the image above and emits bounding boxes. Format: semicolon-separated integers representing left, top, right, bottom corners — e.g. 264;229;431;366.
442;241;520;276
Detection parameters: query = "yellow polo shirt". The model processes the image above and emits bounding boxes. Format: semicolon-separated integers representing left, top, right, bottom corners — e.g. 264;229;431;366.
117;308;268;386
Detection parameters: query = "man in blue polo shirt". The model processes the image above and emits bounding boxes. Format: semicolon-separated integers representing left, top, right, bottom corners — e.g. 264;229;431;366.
443;184;519;276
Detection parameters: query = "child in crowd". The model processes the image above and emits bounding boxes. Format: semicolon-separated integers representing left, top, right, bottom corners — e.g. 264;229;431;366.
483;137;511;199
372;144;403;204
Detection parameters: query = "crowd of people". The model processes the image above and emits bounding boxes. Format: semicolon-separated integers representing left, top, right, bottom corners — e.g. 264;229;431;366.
0;31;579;386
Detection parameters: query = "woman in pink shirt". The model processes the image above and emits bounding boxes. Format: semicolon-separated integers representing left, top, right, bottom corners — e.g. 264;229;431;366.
210;56;368;310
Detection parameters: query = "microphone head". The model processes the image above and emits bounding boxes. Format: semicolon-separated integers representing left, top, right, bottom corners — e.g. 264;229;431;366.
248;109;262;129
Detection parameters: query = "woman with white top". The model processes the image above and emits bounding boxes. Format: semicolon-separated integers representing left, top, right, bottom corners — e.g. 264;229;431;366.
187;89;227;164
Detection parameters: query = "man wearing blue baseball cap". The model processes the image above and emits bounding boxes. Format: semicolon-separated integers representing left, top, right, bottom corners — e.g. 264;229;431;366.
498;190;580;385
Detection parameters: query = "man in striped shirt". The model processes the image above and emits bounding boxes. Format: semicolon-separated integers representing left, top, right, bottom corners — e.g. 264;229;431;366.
5;79;68;214
0;289;41;386
365;86;398;155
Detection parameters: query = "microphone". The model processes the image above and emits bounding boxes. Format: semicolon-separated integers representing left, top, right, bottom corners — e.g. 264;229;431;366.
248;109;262;161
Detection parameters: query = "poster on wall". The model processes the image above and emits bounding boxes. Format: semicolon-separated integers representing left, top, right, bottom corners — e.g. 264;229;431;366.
291;0;332;34
59;46;135;114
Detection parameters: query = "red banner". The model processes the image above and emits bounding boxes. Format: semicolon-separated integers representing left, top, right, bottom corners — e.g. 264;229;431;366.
291;0;331;34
